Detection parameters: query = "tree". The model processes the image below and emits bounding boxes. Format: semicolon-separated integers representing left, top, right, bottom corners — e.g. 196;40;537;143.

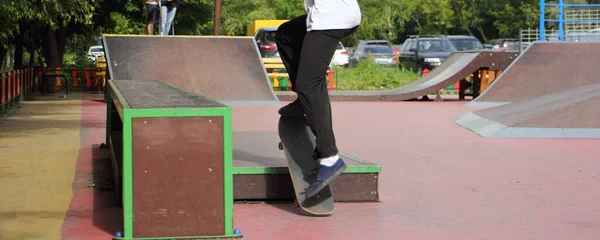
1;0;97;68
0;1;33;67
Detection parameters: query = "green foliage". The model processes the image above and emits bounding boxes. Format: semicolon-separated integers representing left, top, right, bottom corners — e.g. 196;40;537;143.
62;50;94;70
0;1;29;47
0;94;25;120
179;0;543;45
109;12;145;35
486;0;540;38
4;0;600;71
333;60;419;90
167;0;214;35
183;0;304;36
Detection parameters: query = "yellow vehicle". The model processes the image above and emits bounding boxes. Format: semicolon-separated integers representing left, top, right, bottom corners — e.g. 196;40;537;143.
246;20;289;36
247;20;290;90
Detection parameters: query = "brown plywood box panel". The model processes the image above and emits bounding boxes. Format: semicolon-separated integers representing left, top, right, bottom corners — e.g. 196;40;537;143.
131;116;225;238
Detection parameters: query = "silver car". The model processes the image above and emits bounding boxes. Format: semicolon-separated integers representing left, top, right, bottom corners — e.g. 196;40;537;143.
348;40;398;67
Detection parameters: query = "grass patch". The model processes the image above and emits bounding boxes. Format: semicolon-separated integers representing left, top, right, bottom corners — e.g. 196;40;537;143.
0;90;38;120
0;96;23;120
333;60;420;90
23;91;37;101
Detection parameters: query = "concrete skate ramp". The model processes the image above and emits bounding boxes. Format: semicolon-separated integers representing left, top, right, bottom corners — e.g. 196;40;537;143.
469;42;600;107
278;51;517;102
454;82;600;138
102;35;279;106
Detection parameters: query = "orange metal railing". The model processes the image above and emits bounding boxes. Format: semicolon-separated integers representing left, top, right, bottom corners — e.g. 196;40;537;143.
0;67;35;108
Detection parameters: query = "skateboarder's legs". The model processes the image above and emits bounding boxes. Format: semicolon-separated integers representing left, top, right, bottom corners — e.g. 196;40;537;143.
275;15;307;94
276;15;357;198
276;15;356;159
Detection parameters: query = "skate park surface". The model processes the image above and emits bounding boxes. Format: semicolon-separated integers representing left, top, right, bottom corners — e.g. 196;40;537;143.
2;93;598;240
0;36;599;239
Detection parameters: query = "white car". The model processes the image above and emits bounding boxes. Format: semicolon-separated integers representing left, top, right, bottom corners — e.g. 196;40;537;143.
330;42;349;67
87;45;104;61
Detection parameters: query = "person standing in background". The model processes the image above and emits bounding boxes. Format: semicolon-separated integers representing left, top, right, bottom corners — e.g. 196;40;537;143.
145;0;159;35
160;0;181;35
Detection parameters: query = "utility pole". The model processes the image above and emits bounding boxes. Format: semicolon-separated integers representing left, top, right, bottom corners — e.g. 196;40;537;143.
213;0;221;36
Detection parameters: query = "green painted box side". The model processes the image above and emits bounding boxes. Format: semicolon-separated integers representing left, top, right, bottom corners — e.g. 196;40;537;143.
232;150;381;175
221;109;234;236
112;233;242;240
107;80;238;239
121;107;234;239
106;81;131;148
122;111;133;238
232;165;381;175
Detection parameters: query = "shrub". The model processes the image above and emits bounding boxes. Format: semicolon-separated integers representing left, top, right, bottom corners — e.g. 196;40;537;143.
333;59;419;90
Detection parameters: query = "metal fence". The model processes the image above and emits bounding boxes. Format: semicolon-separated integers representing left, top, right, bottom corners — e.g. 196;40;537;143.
520;28;560;43
539;0;600;42
1;68;36;108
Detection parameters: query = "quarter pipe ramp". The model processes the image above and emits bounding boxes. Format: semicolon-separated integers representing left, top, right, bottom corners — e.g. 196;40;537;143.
102;35;280;106
454;42;600;139
468;42;600;107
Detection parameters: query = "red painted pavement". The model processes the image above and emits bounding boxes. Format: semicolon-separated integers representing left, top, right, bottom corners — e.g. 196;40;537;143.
234;101;600;239
61;98;600;239
61;94;122;240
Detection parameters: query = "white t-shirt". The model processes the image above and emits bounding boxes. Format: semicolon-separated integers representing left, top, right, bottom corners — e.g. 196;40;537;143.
304;0;361;31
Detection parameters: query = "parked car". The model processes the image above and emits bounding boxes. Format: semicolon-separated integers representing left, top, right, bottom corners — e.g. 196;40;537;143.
489;38;520;51
87;45;104;62
331;42;349;67
569;27;600;42
254;27;348;67
253;27;279;58
445;35;484;51
391;45;402;56
398;35;457;74
348;40;398;67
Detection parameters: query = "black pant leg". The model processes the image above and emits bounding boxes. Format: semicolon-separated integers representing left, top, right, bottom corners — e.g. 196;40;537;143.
274;15;307;91
295;27;357;159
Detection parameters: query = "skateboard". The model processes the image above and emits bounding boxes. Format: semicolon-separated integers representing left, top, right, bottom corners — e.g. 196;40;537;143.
277;116;335;215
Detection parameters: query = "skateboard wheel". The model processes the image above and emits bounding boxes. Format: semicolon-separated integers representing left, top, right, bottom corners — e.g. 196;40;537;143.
293;199;299;207
278;142;283;150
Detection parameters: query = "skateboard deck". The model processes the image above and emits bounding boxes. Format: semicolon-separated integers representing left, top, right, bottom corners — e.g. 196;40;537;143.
277;116;335;215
